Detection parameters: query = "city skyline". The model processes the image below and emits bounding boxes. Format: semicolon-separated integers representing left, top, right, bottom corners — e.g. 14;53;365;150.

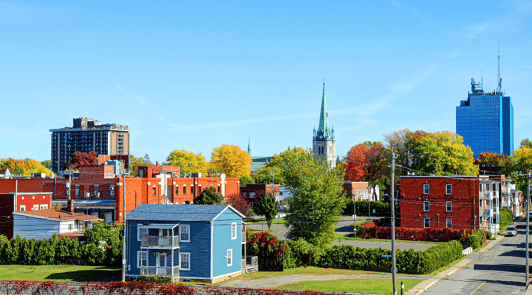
2;1;532;163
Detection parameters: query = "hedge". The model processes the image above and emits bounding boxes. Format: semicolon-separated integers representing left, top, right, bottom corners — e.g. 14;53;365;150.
343;199;399;217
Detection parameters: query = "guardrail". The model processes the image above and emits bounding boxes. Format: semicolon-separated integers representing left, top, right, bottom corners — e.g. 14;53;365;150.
141;236;179;248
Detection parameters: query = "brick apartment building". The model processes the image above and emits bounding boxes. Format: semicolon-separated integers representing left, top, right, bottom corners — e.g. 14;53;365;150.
0;164;240;223
240;183;280;208
400;175;501;234
343;181;380;201
0;192;53;239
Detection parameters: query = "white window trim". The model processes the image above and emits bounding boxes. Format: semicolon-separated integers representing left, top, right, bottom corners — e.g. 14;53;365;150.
40;204;48;210
137;251;148;268
180;224;190;242
20;205;26;211
33;205;39;211
227;249;233;266
423;201;429;212
137;226;148;241
446;184;452;195
423;184;429;194
231;222;237;240
424;218;430;228
446;201;452;212
180;252;190;271
446;218;452;229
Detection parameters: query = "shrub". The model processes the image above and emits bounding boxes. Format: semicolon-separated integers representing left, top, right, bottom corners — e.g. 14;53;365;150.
246;231;288;271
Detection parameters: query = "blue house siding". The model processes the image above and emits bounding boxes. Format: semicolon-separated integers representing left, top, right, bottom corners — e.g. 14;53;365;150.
212;208;242;278
179;221;211;279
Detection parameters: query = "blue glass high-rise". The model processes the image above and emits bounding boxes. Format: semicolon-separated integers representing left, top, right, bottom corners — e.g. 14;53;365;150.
456;78;514;158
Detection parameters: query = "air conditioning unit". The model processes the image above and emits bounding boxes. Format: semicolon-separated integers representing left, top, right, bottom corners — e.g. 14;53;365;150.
84;193;91;198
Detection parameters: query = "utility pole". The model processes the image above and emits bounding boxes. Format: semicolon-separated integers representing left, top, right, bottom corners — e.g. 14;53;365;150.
527;172;530;287
122;171;127;282
390;152;397;295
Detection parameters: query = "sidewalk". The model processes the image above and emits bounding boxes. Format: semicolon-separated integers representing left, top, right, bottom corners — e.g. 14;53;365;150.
406;233;505;295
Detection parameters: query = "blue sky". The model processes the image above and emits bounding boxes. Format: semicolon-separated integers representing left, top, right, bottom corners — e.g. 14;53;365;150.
1;0;532;163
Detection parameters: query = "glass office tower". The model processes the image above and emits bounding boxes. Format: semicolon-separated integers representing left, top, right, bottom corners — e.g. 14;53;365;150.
456;78;514;158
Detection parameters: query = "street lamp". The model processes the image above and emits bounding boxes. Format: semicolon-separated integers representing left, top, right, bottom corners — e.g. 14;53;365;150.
368;185;372;223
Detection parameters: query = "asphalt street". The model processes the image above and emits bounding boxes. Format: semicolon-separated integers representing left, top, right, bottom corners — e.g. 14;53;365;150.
424;219;529;295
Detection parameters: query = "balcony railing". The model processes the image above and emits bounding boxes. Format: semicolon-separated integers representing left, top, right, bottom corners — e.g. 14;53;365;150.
480;192;490;199
140;266;180;277
481;209;490;216
141;236;179;248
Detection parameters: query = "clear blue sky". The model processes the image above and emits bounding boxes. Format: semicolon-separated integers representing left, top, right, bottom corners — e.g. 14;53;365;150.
1;0;532;163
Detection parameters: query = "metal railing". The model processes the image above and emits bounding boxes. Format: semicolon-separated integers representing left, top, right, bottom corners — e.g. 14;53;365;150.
140;266;180;276
141;236;179;248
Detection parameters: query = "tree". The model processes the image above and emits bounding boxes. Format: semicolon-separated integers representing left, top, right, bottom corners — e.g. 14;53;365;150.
143;154;152;165
267;147;313;187
210;144;251;178
521;138;532;149
254;166;284;184
69;151;98;170
404;131;478;176
41;160;51;168
129;154;153;176
166;150;209;175
193;186;225;205
477;152;506;167
285;154;346;246
254;194;279;230
239;175;254;186
0;158;52;176
343;144;370;182
226;192;251;217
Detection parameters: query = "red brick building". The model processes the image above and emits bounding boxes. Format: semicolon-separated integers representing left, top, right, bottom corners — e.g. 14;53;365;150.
0;165;240;223
0;192;53;239
400;175;501;234
240;183;280;208
343;181;371;200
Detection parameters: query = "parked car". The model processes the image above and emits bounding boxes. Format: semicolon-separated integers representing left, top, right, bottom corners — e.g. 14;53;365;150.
506;225;517;236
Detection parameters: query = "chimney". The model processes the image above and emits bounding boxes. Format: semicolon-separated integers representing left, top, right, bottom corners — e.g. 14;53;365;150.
67;199;75;213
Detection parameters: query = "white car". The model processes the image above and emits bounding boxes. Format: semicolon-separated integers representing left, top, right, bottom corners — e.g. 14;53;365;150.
506;225;517;236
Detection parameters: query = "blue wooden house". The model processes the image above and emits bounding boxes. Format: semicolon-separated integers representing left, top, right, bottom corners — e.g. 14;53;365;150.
125;204;246;283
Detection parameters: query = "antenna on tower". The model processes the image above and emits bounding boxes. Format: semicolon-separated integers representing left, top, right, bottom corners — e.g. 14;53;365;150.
497;43;502;93
481;70;483;90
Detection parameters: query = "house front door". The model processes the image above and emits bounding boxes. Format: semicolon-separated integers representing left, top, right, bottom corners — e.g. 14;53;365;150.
156;253;167;275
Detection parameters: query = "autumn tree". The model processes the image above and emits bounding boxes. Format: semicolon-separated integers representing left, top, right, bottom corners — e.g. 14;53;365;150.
226;192;251;216
129;154;153;176
0;158;52;176
404;131;478;176
166;150;210;175
193;186;225;205
477;152;506;167
210;144;251;178
68;151;98;170
343;144;370;182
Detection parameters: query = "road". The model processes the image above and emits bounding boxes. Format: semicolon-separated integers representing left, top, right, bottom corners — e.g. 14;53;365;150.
424;218;529;295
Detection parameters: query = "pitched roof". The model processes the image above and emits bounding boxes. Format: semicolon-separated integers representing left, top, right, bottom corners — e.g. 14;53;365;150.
13;209;101;222
126;204;245;221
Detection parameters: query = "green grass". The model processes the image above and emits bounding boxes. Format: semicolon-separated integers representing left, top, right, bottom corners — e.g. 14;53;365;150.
0;265;121;282
334;233;436;244
276;278;424;294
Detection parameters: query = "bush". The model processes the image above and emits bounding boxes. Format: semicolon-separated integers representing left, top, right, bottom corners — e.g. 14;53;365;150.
499;208;513;229
246;231;288;271
358;226;471;242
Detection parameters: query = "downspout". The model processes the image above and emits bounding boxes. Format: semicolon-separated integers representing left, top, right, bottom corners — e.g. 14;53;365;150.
14;180;18;213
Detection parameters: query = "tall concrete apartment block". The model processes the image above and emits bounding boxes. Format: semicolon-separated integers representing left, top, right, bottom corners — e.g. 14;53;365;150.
456;78;514;158
313;83;336;167
50;118;130;172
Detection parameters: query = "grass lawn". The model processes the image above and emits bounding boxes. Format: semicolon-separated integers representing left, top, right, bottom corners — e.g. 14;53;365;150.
247;219;288;224
0;265;121;282
277;278;424;294
334;233;435;244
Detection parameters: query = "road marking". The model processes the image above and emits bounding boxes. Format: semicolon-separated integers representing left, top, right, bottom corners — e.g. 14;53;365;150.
469;281;485;295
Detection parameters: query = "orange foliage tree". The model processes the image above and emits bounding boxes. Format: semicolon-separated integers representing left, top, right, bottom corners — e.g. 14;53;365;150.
69;151;98;170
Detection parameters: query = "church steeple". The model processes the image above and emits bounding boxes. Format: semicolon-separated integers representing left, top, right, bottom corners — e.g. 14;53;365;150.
312;81;336;168
314;82;333;141
247;136;251;156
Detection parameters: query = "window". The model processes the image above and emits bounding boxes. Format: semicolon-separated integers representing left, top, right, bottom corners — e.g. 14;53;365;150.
231;223;237;240
424;218;430;228
198;185;202;193
180;224;190;242
180;253;190;270
109;186;115;199
20;205;25;211
175;185;179;196
446;218;452;229
33;205;38;211
423;201;429;212
191;185;195;195
183;185;186;195
446;184;452;195
68;224;73;231
218;184;221;193
75;185;79;198
423;184;429;194
137;226;148;241
446;201;452;212
40;204;48;210
137;251;147;268
152;185;156;196
94;185;99;197
227;249;232;266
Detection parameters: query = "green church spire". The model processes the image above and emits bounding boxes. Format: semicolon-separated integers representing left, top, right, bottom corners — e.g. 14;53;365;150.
314;82;333;141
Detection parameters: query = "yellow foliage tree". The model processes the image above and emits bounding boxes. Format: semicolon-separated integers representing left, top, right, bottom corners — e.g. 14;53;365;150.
166;150;210;175
210;144;251;178
0;158;52;176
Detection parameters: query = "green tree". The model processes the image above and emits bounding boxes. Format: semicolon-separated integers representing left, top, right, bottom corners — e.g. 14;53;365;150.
285;154;346;246
129;154;152;176
193;186;225;205
166;150;210;175
254;166;284;184
404;131;478;176
239;174;254;186
41;160;51;168
521;138;532;149
254;194;279;230
267;147;313;188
